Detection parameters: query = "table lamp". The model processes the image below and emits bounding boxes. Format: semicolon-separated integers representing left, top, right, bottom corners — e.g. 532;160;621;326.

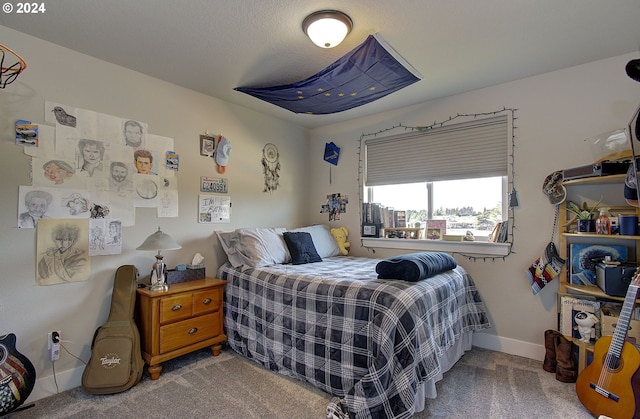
136;227;181;291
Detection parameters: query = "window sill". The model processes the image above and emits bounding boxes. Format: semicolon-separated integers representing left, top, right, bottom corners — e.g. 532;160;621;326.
361;238;511;256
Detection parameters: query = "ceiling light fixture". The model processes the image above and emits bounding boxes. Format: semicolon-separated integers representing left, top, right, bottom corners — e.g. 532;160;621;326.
302;10;353;49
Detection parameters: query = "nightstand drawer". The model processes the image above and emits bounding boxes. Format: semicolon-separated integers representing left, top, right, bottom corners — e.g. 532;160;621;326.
160;294;193;324
193;288;221;315
159;312;220;353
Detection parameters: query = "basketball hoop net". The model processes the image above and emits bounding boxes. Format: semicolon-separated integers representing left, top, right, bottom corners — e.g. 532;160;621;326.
0;43;27;88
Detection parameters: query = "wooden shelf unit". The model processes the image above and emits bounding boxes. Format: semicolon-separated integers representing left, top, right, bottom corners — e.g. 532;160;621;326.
557;174;640;297
556;174;640;372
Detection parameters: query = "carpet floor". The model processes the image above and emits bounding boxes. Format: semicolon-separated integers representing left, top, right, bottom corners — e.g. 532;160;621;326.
6;346;593;418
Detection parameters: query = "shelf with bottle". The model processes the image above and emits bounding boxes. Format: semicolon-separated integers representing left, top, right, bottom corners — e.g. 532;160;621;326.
557;174;640;303
562;205;638;236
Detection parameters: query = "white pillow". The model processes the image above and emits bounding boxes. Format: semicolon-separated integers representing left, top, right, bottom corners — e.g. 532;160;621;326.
215;230;244;268
289;224;339;258
216;227;290;268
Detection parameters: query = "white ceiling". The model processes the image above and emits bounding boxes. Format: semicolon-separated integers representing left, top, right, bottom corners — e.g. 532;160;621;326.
1;0;640;129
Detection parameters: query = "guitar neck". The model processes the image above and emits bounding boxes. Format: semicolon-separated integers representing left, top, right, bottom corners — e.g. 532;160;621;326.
609;284;640;358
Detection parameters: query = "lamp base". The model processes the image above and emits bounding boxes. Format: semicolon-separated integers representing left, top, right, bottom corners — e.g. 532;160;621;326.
149;281;169;292
150;255;169;292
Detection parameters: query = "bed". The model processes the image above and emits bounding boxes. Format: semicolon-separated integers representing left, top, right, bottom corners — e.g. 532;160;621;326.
215;226;491;419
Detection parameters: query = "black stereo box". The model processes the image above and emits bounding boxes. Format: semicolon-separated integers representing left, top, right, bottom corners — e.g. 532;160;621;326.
562;161;630;181
595;262;638;297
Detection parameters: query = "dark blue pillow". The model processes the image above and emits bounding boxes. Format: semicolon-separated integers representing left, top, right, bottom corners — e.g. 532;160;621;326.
283;232;322;265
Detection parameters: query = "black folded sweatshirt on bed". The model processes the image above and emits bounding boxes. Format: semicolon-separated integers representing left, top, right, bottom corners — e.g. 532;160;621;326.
375;252;457;282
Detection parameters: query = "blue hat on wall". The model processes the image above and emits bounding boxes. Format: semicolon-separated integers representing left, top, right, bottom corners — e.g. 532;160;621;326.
215;136;231;174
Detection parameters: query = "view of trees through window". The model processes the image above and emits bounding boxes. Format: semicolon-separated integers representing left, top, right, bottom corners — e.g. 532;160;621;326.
368;177;504;239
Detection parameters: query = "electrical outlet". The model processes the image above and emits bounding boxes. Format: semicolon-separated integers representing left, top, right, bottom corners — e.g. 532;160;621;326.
48;330;60;361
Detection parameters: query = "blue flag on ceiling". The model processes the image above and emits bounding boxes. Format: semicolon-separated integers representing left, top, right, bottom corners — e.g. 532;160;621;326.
234;33;422;115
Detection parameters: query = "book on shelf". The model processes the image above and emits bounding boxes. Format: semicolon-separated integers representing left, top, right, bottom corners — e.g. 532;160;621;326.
489;220;509;243
394;211;406;228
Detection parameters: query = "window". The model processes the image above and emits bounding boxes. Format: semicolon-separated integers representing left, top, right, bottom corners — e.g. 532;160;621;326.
363;113;512;241
368;177;505;239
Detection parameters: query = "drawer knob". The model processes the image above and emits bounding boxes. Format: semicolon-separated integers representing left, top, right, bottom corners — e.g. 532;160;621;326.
188;327;198;335
202;298;212;305
171;304;183;311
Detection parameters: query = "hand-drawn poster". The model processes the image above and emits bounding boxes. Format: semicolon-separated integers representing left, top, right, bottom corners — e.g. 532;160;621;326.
18;186;91;228
198;195;231;223
133;174;159;208
89;218;122;256
41;101;178;219
36;218;91;285
158;176;179;218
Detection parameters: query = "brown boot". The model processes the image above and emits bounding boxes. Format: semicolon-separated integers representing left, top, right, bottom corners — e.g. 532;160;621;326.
543;329;559;373
555;334;577;383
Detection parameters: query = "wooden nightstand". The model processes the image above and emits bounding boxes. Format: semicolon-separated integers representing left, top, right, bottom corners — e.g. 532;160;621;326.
135;277;227;380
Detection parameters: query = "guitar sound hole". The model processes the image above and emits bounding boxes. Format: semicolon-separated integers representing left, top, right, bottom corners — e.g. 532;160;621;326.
0;344;6;365
604;354;623;372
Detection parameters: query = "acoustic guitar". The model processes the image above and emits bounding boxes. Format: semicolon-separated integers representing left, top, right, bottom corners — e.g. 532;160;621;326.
0;333;36;415
576;268;640;419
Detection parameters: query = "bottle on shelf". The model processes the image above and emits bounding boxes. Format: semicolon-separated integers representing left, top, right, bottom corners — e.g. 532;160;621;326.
595;208;611;235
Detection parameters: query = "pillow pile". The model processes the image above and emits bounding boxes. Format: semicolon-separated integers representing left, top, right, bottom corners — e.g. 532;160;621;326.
216;224;339;267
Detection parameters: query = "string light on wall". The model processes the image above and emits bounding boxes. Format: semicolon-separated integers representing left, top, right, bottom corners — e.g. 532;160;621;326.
357;108;518;261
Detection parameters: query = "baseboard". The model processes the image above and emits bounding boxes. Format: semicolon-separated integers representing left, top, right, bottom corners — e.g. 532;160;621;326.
23;333;542;405
25;364;84;404
472;331;544;362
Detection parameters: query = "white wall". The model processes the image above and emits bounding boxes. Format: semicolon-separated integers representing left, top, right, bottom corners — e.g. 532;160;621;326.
307;52;640;359
0;26;309;401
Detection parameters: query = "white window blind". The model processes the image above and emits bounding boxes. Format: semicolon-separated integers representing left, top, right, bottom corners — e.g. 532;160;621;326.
365;115;508;186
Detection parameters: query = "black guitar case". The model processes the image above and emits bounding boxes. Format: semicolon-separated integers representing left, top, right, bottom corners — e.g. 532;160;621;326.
0;333;35;416
81;265;144;394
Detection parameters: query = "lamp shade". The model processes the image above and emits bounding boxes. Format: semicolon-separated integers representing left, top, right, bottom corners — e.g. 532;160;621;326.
302;10;352;48
136;227;181;251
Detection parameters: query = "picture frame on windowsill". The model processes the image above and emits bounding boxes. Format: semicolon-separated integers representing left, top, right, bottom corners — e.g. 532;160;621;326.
362;223;381;238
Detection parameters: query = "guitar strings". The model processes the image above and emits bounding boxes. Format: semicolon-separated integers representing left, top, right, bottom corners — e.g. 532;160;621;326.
596;282;640;395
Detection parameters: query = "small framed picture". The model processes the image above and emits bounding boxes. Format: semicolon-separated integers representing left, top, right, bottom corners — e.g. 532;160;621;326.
362;223;380;238
200;135;216;157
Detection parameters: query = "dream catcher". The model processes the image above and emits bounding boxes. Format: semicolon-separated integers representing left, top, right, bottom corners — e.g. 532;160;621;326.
262;143;280;193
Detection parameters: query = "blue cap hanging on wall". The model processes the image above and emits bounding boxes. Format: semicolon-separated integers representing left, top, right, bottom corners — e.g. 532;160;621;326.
324;142;340;184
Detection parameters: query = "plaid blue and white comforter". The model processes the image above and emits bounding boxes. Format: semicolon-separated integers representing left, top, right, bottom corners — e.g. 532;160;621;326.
217;256;490;419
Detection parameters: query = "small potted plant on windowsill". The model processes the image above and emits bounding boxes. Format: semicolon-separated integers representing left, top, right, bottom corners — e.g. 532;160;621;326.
566;197;603;233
